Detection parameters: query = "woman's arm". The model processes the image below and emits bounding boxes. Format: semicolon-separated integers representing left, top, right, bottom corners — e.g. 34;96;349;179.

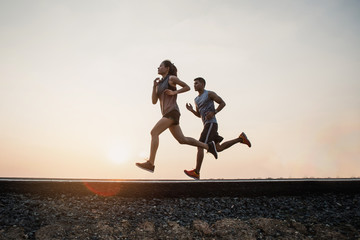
165;76;190;95
152;78;160;104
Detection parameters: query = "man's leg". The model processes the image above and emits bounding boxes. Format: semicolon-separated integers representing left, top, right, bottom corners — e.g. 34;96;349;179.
216;138;241;152
185;123;212;179
216;132;252;152
195;147;205;173
184;147;203;180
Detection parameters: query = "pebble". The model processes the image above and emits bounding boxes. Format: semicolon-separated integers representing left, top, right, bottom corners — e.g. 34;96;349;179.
0;192;359;239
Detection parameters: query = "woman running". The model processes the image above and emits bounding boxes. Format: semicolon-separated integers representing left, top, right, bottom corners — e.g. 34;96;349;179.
136;60;217;172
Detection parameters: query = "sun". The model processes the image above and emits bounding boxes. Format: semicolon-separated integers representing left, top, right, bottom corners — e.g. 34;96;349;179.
107;144;131;164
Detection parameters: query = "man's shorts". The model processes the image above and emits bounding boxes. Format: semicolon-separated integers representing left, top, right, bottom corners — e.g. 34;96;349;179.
163;110;180;125
199;122;224;144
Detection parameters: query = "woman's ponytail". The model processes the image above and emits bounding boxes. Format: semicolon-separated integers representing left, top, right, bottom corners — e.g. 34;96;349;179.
162;60;177;76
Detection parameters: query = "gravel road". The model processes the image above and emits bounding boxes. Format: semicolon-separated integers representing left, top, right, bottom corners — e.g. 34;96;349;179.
1;192;359;239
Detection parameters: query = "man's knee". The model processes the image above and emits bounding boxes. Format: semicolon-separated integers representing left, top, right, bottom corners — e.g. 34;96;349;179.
177;138;187;144
197;146;204;151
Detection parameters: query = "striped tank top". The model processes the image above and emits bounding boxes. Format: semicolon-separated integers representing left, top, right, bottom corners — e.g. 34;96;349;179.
195;90;217;125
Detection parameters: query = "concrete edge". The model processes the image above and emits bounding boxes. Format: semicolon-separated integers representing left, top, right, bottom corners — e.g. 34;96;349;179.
1;178;359;198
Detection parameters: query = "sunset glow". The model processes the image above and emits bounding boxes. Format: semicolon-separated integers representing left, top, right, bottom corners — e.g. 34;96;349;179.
0;0;359;179
107;143;131;165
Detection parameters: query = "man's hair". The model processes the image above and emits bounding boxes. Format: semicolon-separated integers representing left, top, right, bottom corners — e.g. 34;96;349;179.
194;77;206;87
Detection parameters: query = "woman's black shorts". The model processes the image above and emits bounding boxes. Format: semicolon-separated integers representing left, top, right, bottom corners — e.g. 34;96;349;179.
163;110;180;125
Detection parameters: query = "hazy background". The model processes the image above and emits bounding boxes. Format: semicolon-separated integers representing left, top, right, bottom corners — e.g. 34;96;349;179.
1;0;359;179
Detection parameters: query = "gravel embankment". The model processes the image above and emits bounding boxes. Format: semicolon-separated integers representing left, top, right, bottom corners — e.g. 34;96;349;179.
1;192;359;239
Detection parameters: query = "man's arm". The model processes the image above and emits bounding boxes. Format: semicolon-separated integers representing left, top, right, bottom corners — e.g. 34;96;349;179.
186;103;201;118
206;91;226;119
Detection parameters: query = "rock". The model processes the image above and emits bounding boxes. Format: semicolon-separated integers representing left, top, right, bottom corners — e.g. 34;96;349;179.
35;224;66;240
0;227;25;240
312;224;347;240
94;221;121;240
249;218;288;235
193;219;212;235
213;218;256;239
290;219;308;235
162;221;192;239
133;221;156;239
65;224;92;239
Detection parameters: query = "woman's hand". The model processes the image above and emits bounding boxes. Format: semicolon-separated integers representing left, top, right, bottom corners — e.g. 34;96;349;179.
152;78;160;104
153;78;160;87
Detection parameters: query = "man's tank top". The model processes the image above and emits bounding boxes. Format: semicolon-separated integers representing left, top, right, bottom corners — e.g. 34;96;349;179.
195;90;217;125
157;75;180;116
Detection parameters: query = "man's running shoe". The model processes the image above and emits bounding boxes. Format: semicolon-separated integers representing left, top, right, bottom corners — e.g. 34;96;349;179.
239;132;251;148
136;161;155;173
207;141;218;159
184;169;200;180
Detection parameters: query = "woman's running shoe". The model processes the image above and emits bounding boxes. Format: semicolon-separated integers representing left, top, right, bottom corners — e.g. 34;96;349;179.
136;161;155;172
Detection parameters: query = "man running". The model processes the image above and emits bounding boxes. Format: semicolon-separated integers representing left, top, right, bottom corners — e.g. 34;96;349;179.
184;77;251;180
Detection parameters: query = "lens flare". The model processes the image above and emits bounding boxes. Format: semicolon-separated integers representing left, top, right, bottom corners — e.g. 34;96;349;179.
83;181;122;197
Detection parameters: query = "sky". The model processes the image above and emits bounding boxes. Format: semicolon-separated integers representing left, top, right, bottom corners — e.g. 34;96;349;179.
0;0;359;180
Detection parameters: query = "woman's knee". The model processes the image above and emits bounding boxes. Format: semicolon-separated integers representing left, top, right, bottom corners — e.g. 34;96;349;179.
150;128;160;138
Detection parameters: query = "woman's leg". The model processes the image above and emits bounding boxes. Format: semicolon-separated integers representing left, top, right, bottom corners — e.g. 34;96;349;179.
169;125;208;150
148;117;174;165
